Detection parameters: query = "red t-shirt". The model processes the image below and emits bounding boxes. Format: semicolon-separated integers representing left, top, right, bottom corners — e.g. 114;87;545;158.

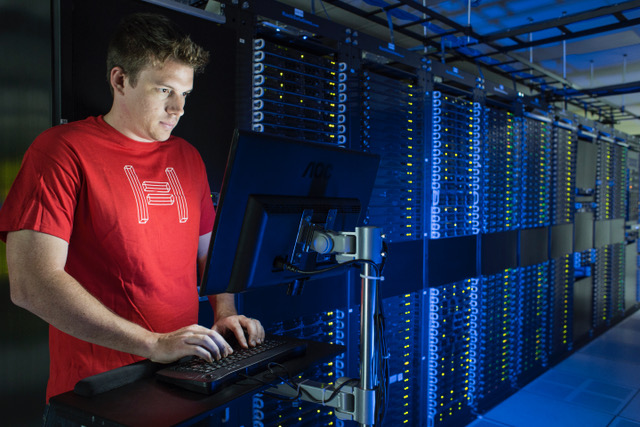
0;116;215;400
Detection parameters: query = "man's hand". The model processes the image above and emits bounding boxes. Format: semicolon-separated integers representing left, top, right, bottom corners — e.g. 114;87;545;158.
207;293;265;349
148;324;233;364
212;315;265;349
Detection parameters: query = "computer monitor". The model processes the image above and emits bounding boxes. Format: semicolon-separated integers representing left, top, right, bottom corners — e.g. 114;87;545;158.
200;130;380;296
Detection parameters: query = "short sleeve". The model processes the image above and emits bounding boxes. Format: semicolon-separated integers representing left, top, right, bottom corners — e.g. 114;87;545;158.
0;130;81;243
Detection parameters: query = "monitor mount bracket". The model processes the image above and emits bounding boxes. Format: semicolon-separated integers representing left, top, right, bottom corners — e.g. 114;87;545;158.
272;221;384;427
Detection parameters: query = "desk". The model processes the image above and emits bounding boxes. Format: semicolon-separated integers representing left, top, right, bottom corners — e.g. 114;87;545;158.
48;340;344;426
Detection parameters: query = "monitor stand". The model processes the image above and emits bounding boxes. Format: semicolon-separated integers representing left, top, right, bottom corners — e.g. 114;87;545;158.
267;226;385;427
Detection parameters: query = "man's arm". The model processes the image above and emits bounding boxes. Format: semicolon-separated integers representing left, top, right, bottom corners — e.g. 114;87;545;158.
7;229;231;363
197;232;265;348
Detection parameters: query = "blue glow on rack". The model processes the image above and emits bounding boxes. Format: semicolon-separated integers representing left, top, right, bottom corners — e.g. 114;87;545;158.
430;91;480;239
251;38;347;145
481;107;521;232
362;70;424;242
469;270;518;411
427;279;475;426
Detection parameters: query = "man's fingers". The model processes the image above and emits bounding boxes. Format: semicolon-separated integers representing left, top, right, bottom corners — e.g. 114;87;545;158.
198;330;235;360
184;334;220;361
231;322;249;348
243;317;265;346
210;315;265;349
190;345;214;363
242;318;262;347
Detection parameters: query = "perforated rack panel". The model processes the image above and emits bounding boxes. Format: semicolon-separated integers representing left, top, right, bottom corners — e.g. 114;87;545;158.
362;70;424;242
429;92;481;239
481;107;520;233
628;151;640;222
519;115;551;229
610;243;626;322
592;245;612;330
251;38;346;145
469;270;518;412
426;280;475;427
613;144;628;220
596;140;615;221
381;293;422;426
514;262;550;385
549;255;574;359
551;124;577;225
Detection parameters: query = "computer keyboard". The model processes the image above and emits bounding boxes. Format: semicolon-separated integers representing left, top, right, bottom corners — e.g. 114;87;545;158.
155;335;307;394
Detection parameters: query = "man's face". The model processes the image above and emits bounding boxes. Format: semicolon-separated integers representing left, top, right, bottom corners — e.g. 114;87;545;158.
120;59;194;142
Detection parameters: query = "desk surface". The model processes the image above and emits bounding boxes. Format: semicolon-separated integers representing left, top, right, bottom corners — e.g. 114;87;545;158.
49;340;345;426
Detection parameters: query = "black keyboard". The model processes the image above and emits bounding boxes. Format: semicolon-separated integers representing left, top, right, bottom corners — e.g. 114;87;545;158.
155;335;307;394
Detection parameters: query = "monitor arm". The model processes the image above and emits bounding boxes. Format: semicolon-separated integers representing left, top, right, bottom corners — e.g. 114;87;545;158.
271;225;385;427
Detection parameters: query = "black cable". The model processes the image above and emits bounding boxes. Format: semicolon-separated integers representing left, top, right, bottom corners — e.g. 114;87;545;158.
373;241;389;424
374;282;390;424
251;362;360;406
277;257;380;276
297;377;360;406
238;363;301;401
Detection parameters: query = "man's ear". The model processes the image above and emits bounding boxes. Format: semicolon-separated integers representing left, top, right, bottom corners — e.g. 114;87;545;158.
109;67;127;95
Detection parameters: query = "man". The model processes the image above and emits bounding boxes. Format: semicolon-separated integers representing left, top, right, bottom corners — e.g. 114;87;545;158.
0;12;264;402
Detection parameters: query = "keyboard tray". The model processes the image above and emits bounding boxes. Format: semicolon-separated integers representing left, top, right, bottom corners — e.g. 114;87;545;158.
155;335;307;394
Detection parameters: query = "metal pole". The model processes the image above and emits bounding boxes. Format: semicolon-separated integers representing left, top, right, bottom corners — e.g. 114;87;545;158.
356;226;383;426
360;263;376;391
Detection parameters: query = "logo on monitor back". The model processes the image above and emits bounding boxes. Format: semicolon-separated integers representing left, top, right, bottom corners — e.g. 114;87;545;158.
303;161;333;179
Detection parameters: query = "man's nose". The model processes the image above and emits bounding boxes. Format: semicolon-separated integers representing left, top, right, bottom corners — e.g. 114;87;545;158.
167;94;185;116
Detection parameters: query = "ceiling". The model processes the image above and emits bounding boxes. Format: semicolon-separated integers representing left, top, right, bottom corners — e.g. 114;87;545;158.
270;0;640;137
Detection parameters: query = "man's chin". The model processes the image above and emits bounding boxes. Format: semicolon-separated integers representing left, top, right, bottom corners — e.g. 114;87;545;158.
153;131;173;142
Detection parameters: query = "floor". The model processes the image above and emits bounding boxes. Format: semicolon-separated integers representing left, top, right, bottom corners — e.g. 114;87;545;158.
468;310;640;427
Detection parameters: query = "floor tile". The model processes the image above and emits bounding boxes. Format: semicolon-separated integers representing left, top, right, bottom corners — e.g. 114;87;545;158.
567;385;632;414
553;353;640;388
467;418;511;427
481;390;615;427
620;392;640;422
466;312;640;427
521;370;635;414
610;418;640;427
597;325;640;344
579;340;640;366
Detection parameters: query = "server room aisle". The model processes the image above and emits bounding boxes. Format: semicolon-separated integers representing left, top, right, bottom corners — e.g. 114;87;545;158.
468;310;640;427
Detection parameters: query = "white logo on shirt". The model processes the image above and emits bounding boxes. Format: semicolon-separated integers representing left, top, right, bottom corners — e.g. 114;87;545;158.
124;165;188;224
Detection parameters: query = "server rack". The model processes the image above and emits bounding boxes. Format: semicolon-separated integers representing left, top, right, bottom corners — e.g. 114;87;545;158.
381;293;422;426
361;68;424;242
518;111;552;230
428;87;480;240
425;280;474;427
469;269;518;412
480;106;520;233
